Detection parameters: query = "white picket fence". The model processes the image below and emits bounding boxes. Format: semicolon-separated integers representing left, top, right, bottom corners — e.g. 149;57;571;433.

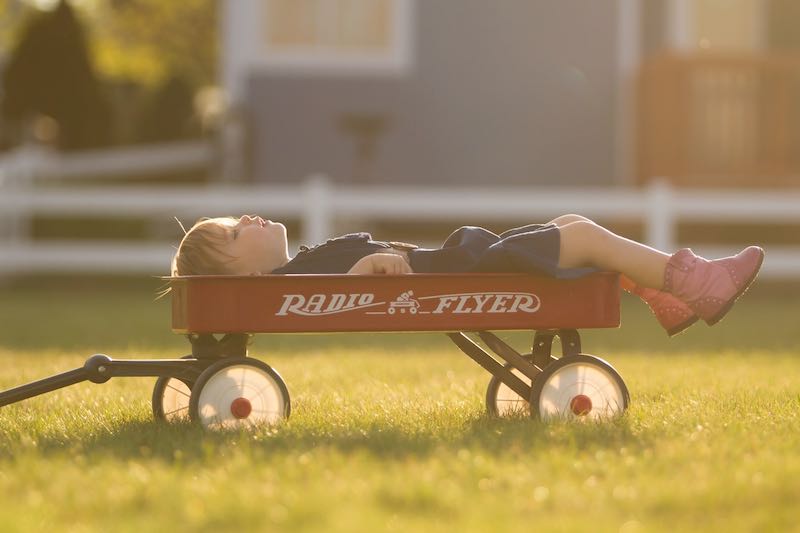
0;143;799;278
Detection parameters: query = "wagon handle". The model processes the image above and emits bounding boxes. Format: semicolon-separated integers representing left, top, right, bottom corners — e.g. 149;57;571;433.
0;355;212;408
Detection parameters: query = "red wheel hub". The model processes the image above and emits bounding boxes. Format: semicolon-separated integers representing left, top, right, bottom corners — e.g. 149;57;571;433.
569;394;592;416
230;397;252;419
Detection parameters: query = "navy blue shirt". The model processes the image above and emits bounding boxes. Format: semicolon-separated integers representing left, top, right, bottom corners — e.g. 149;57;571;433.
271;224;596;279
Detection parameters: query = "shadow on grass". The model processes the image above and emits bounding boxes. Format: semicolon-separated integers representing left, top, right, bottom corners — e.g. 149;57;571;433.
21;413;655;464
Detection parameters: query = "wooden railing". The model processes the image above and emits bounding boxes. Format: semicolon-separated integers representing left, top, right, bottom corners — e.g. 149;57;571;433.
637;53;800;187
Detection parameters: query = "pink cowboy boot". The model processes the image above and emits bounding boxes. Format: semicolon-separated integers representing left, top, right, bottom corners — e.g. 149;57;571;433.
663;246;765;325
621;276;698;336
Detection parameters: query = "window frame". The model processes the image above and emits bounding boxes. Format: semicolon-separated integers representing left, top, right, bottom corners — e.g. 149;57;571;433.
255;0;416;76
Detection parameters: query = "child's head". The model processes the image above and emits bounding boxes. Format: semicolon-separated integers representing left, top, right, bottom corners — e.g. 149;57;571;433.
172;215;289;276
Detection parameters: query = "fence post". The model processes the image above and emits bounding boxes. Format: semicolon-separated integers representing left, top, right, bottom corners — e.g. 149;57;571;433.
645;178;675;251
302;174;332;245
1;144;47;244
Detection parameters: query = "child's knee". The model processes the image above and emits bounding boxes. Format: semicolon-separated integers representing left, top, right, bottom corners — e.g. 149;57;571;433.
573;220;601;235
567;214;595;224
558;220;602;266
552;214;595;226
564;220;606;249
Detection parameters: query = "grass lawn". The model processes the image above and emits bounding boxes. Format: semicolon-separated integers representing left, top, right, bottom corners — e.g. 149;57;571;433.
0;280;799;532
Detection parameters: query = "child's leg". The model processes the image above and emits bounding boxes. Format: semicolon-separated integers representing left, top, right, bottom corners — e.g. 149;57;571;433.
548;215;642;292
557;221;669;289
557;219;764;326
548;217;697;335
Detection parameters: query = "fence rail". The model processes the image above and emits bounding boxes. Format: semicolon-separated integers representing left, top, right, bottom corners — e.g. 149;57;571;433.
0;140;214;182
1;175;798;279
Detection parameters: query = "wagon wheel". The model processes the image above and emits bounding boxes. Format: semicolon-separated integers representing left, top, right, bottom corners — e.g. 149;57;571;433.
485;353;539;417
529;354;629;421
189;358;291;430
152;355;195;422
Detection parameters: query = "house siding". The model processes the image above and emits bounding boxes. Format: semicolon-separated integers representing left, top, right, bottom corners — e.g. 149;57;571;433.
247;0;618;186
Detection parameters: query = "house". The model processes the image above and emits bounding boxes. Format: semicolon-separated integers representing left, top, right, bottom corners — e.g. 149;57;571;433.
220;0;800;188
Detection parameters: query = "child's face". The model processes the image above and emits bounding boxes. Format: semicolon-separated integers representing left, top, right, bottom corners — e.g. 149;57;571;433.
212;215;289;274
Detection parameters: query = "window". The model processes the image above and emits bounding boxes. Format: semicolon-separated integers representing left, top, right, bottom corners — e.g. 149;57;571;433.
260;0;414;74
664;0;767;51
692;0;765;51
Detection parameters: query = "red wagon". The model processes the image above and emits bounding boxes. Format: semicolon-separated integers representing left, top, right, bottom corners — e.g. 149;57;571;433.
0;273;629;429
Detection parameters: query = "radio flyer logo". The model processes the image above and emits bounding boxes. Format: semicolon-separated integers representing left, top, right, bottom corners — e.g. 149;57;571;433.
388;291;420;315
276;291;541;317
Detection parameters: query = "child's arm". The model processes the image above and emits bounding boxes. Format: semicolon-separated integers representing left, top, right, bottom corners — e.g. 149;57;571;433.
347;253;413;275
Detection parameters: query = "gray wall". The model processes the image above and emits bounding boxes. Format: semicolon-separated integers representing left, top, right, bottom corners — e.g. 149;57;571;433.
248;1;618;186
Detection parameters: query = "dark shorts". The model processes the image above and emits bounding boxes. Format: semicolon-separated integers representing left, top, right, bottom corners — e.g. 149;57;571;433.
408;224;596;279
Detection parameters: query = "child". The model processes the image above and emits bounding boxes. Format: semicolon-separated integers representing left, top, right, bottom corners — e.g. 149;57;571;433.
172;214;764;336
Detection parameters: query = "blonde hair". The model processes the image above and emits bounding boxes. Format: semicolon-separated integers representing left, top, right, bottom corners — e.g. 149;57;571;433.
171;218;235;276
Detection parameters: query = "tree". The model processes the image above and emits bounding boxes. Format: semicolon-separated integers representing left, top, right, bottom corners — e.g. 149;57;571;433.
137;74;198;143
1;0;111;150
84;0;219;144
0;0;29;55
89;0;217;90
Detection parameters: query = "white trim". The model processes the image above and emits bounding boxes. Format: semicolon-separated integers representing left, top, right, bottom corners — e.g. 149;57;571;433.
220;0;262;104
665;0;693;50
220;0;263;181
255;0;416;76
614;0;640;185
752;0;769;51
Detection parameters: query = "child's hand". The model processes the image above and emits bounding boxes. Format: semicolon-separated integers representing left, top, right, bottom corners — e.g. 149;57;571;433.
347;253;413;275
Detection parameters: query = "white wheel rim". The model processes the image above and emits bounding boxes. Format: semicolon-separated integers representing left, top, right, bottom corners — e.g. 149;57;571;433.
537;362;625;421
197;364;286;429
494;367;532;417
160;378;192;422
